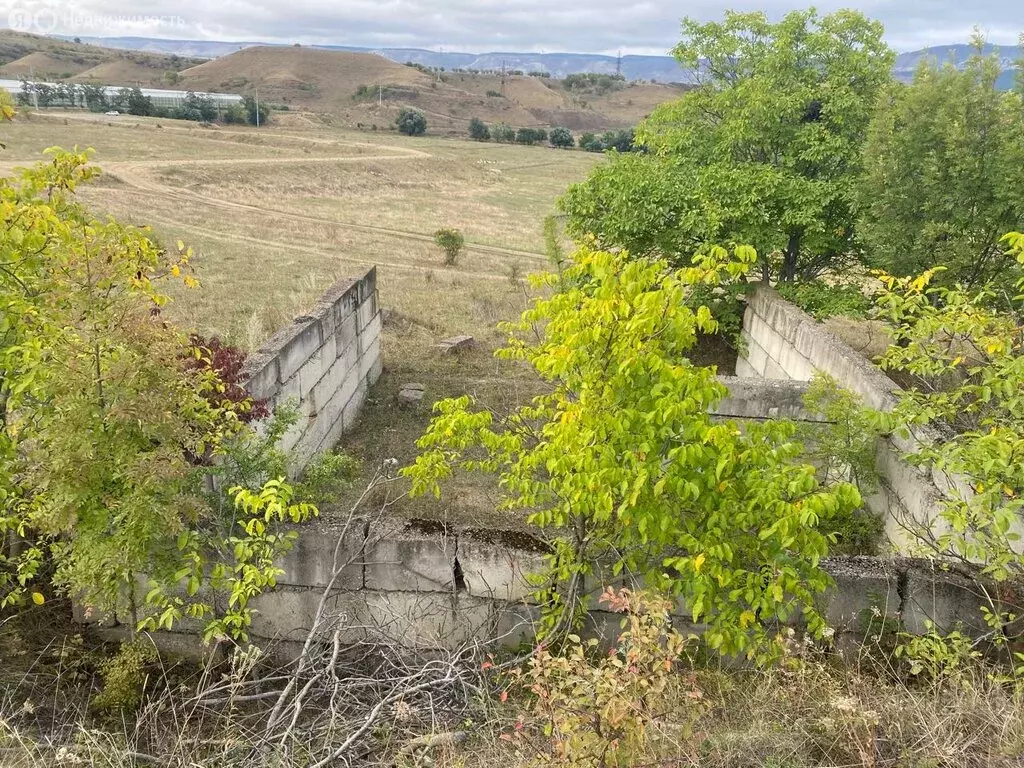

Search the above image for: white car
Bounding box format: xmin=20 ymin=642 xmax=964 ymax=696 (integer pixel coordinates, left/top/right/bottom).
xmin=104 ymin=110 xmax=119 ymax=116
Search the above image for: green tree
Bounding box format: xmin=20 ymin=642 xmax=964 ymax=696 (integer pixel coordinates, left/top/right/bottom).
xmin=468 ymin=117 xmax=490 ymax=141
xmin=0 ymin=150 xmax=317 ymax=639
xmin=242 ymin=94 xmax=269 ymax=126
xmin=405 ymin=246 xmax=860 ymax=659
xmin=433 ymin=228 xmax=465 ymax=266
xmin=873 ymin=234 xmax=1024 ymax=673
xmin=492 ymin=123 xmax=516 ymax=143
xmin=549 ymin=126 xmax=574 ymax=148
xmin=181 ymin=91 xmax=217 ymax=121
xmin=578 ymin=132 xmax=603 ymax=152
xmin=122 ymin=86 xmax=153 ymax=116
xmin=561 ymin=10 xmax=895 ymax=280
xmin=858 ymin=43 xmax=1024 ymax=294
xmin=396 ymin=108 xmax=427 ymax=136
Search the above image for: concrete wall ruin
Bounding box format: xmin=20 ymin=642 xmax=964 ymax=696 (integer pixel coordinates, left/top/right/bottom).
xmin=240 ymin=268 xmax=382 ymax=473
xmin=735 ymin=285 xmax=952 ymax=549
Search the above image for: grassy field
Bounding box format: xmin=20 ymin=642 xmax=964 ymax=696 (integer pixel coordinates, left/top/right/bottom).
xmin=0 ymin=109 xmax=601 ymax=524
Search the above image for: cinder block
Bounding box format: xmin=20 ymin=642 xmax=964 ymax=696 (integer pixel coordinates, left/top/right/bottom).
xmin=278 ymin=519 xmax=365 ymax=590
xmin=763 ymin=356 xmax=790 ymax=381
xmin=277 ymin=320 xmax=324 ymax=382
xmin=311 ymin=345 xmax=358 ymax=417
xmin=902 ymin=564 xmax=990 ymax=636
xmin=458 ymin=531 xmax=549 ymax=602
xmin=364 ymin=520 xmax=456 ymax=592
xmin=359 ymin=335 xmax=381 ymax=380
xmin=744 ymin=334 xmax=769 ymax=376
xmin=335 ymin=312 xmax=358 ymax=353
xmin=342 ymin=379 xmax=369 ymax=430
xmin=820 ymin=557 xmax=901 ymax=631
xmin=249 ymin=588 xmax=367 ymax=645
xmin=241 ymin=352 xmax=280 ymax=401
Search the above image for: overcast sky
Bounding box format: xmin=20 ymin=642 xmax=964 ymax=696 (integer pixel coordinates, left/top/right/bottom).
xmin=7 ymin=0 xmax=1022 ymax=55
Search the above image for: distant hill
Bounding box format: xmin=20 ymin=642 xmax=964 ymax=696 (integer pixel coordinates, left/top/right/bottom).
xmin=0 ymin=31 xmax=687 ymax=133
xmin=63 ymin=35 xmax=1023 ymax=87
xmin=894 ymin=43 xmax=1021 ymax=88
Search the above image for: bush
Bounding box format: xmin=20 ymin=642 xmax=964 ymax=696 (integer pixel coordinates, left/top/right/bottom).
xmin=221 ymin=103 xmax=247 ymax=124
xmin=515 ymin=127 xmax=547 ymax=145
xmin=579 ymin=132 xmax=604 ymax=152
xmin=492 ymin=123 xmax=516 ymax=143
xmin=549 ymin=126 xmax=574 ymax=148
xmin=395 ymin=108 xmax=427 ymax=136
xmin=775 ymin=280 xmax=872 ymax=320
xmin=242 ymin=94 xmax=269 ymax=126
xmin=92 ymin=640 xmax=157 ymax=713
xmin=433 ymin=228 xmax=465 ymax=266
xmin=468 ymin=117 xmax=490 ymax=141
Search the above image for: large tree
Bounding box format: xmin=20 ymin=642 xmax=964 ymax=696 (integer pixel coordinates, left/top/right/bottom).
xmin=857 ymin=44 xmax=1024 ymax=294
xmin=406 ymin=246 xmax=861 ymax=659
xmin=560 ymin=10 xmax=894 ymax=282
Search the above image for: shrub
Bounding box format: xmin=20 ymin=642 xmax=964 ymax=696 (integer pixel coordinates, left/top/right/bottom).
xmin=549 ymin=126 xmax=574 ymax=148
xmin=492 ymin=122 xmax=516 ymax=143
xmin=515 ymin=127 xmax=546 ymax=145
xmin=775 ymin=280 xmax=872 ymax=320
xmin=485 ymin=89 xmax=503 ymax=98
xmin=242 ymin=94 xmax=269 ymax=126
xmin=468 ymin=117 xmax=490 ymax=141
xmin=433 ymin=228 xmax=465 ymax=266
xmin=579 ymin=132 xmax=604 ymax=152
xmin=91 ymin=640 xmax=158 ymax=713
xmin=395 ymin=108 xmax=427 ymax=136
xmin=221 ymin=103 xmax=247 ymax=124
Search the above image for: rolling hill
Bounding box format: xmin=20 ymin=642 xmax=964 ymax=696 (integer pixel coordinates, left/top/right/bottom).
xmin=0 ymin=31 xmax=688 ymax=132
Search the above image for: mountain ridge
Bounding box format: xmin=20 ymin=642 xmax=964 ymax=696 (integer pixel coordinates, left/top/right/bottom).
xmin=58 ymin=36 xmax=1021 ymax=86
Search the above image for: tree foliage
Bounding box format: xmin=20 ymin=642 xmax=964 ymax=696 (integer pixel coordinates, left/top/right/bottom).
xmin=858 ymin=43 xmax=1024 ymax=295
xmin=549 ymin=126 xmax=574 ymax=148
xmin=468 ymin=117 xmax=490 ymax=141
xmin=0 ymin=150 xmax=320 ymax=639
xmin=561 ymin=10 xmax=894 ymax=280
xmin=433 ymin=228 xmax=466 ymax=266
xmin=396 ymin=108 xmax=427 ymax=136
xmin=405 ymin=246 xmax=860 ymax=659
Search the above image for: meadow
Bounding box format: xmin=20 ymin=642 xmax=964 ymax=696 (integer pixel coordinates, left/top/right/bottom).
xmin=0 ymin=109 xmax=601 ymax=524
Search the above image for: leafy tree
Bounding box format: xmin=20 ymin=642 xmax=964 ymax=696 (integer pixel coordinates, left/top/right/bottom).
xmin=222 ymin=103 xmax=248 ymax=124
xmin=396 ymin=108 xmax=427 ymax=136
xmin=549 ymin=126 xmax=574 ymax=148
xmin=515 ymin=127 xmax=547 ymax=145
xmin=163 ymin=70 xmax=181 ymax=86
xmin=873 ymin=234 xmax=1024 ymax=673
xmin=858 ymin=43 xmax=1024 ymax=295
xmin=181 ymin=91 xmax=217 ymax=122
xmin=405 ymin=246 xmax=860 ymax=659
xmin=561 ymin=10 xmax=895 ymax=280
xmin=0 ymin=150 xmax=318 ymax=638
xmin=492 ymin=122 xmax=516 ymax=143
xmin=80 ymin=84 xmax=108 ymax=112
xmin=242 ymin=94 xmax=269 ymax=126
xmin=578 ymin=132 xmax=603 ymax=152
xmin=468 ymin=117 xmax=490 ymax=141
xmin=122 ymin=86 xmax=153 ymax=116
xmin=433 ymin=228 xmax=466 ymax=266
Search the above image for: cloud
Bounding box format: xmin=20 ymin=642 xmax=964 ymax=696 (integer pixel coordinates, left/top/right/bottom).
xmin=7 ymin=0 xmax=1021 ymax=54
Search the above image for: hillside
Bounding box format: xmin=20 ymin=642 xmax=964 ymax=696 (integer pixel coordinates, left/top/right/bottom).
xmin=176 ymin=45 xmax=685 ymax=131
xmin=0 ymin=31 xmax=685 ymax=131
xmin=0 ymin=29 xmax=202 ymax=86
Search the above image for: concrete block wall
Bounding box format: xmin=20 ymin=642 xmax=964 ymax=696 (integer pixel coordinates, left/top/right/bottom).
xmin=239 ymin=268 xmax=382 ymax=473
xmin=735 ymin=285 xmax=953 ymax=550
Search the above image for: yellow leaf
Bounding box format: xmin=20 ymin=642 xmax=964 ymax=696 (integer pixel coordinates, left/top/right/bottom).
xmin=31 ymin=592 xmax=45 ymax=605
xmin=171 ymin=265 xmax=181 ymax=277
xmin=693 ymin=553 xmax=706 ymax=572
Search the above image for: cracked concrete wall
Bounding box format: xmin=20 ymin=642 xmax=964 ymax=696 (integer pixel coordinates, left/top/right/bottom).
xmin=239 ymin=268 xmax=382 ymax=475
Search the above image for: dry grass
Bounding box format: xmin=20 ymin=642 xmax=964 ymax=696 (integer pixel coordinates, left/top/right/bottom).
xmin=0 ymin=108 xmax=589 ymax=525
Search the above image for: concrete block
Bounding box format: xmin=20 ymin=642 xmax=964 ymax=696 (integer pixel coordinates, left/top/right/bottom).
xmin=902 ymin=564 xmax=990 ymax=636
xmin=278 ymin=519 xmax=365 ymax=590
xmin=359 ymin=314 xmax=382 ymax=356
xmin=241 ymin=352 xmax=280 ymax=402
xmin=368 ymin=355 xmax=383 ymax=387
xmin=819 ymin=557 xmax=901 ymax=632
xmin=357 ymin=296 xmax=377 ymax=332
xmin=311 ymin=278 xmax=359 ymax=337
xmin=249 ymin=588 xmax=367 ymax=645
xmin=734 ymin=356 xmax=758 ymax=379
xmin=277 ymin=319 xmax=324 ymax=383
xmin=335 ymin=312 xmax=358 ymax=354
xmin=342 ymin=379 xmax=369 ymax=430
xmin=763 ymin=356 xmax=790 ymax=381
xmin=359 ymin=335 xmax=382 ymax=380
xmin=713 ymin=376 xmax=813 ymax=421
xmin=458 ymin=530 xmax=549 ymax=602
xmin=364 ymin=520 xmax=457 ymax=592
xmin=311 ymin=344 xmax=358 ymax=417
xmin=744 ymin=334 xmax=769 ymax=377
xmin=491 ymin=602 xmax=541 ymax=647
xmin=360 ymin=591 xmax=495 ymax=649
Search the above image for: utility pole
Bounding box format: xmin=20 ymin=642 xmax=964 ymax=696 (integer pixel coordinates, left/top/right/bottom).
xmin=255 ymin=86 xmax=260 ymax=127
xmin=30 ymin=65 xmax=38 ymax=111
xmin=616 ymin=50 xmax=622 ymax=76
xmin=378 ymin=83 xmax=382 ymax=107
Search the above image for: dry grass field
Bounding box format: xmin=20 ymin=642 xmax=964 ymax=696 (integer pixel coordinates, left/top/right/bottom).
xmin=0 ymin=109 xmax=602 ymax=524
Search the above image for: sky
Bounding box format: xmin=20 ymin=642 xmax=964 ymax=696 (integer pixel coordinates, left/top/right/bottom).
xmin=4 ymin=0 xmax=1021 ymax=55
